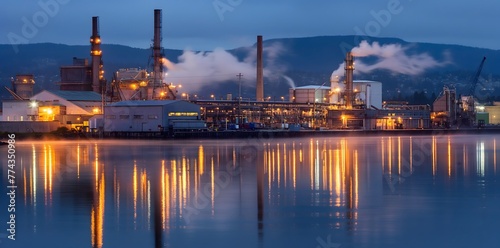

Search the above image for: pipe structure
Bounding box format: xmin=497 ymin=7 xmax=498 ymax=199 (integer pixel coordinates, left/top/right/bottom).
xmin=256 ymin=35 xmax=264 ymax=101
xmin=344 ymin=52 xmax=354 ymax=109
xmin=90 ymin=16 xmax=103 ymax=93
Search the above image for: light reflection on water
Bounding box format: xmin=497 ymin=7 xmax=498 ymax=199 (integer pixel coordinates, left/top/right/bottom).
xmin=1 ymin=135 xmax=499 ymax=248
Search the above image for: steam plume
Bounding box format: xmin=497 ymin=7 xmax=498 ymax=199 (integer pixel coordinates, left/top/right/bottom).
xmin=163 ymin=43 xmax=285 ymax=93
xmin=282 ymin=75 xmax=296 ymax=89
xmin=330 ymin=41 xmax=451 ymax=81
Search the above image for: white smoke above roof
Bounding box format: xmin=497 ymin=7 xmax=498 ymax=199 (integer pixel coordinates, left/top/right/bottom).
xmin=163 ymin=42 xmax=288 ymax=93
xmin=330 ymin=41 xmax=451 ymax=81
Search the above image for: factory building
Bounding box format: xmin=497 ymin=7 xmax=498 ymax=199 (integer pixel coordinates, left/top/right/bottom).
xmin=327 ymin=107 xmax=430 ymax=130
xmin=103 ymin=100 xmax=205 ymax=132
xmin=58 ymin=16 xmax=104 ymax=93
xmin=112 ymin=68 xmax=179 ymax=101
xmin=109 ymin=10 xmax=177 ymax=101
xmin=59 ymin=57 xmax=93 ymax=91
xmin=5 ymin=74 xmax=36 ymax=99
xmin=289 ymin=80 xmax=382 ymax=109
xmin=0 ymin=90 xmax=103 ymax=132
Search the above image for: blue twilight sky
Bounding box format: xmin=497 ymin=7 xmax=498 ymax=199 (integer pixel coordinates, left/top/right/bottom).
xmin=1 ymin=0 xmax=499 ymax=51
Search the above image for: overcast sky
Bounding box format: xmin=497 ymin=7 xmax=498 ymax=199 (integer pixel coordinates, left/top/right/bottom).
xmin=2 ymin=0 xmax=499 ymax=51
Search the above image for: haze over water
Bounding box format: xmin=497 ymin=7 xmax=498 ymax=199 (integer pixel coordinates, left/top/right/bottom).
xmin=1 ymin=135 xmax=499 ymax=248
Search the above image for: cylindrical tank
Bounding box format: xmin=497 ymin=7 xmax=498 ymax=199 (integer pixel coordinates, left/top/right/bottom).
xmin=353 ymin=80 xmax=382 ymax=109
xmin=330 ymin=77 xmax=344 ymax=104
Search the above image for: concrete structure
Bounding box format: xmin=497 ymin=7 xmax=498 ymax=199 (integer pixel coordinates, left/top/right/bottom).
xmin=432 ymin=86 xmax=456 ymax=127
xmin=256 ymin=35 xmax=264 ymax=101
xmin=151 ymin=9 xmax=167 ymax=100
xmin=58 ymin=57 xmax=93 ymax=91
xmin=344 ymin=52 xmax=354 ymax=109
xmin=58 ymin=16 xmax=104 ymax=92
xmin=111 ymin=10 xmax=178 ymax=101
xmin=90 ymin=16 xmax=105 ymax=93
xmin=10 ymin=74 xmax=35 ymax=99
xmin=0 ymin=121 xmax=62 ymax=133
xmin=103 ymin=100 xmax=205 ymax=132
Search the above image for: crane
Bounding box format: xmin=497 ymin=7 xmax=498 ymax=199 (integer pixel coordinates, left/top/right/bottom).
xmin=458 ymin=56 xmax=486 ymax=127
xmin=467 ymin=56 xmax=486 ymax=96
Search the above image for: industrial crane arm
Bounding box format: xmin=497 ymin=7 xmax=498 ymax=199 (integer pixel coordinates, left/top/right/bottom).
xmin=468 ymin=56 xmax=486 ymax=96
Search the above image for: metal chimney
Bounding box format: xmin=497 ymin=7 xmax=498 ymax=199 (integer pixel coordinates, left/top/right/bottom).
xmin=90 ymin=16 xmax=102 ymax=93
xmin=344 ymin=52 xmax=354 ymax=109
xmin=256 ymin=35 xmax=264 ymax=101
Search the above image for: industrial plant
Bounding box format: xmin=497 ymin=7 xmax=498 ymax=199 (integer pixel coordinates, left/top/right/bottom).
xmin=0 ymin=9 xmax=496 ymax=135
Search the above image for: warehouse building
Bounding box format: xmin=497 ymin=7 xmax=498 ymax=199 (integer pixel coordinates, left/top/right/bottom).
xmin=0 ymin=90 xmax=103 ymax=132
xmin=103 ymin=100 xmax=206 ymax=132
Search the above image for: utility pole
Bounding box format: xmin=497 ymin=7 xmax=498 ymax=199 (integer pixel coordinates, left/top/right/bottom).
xmin=237 ymin=73 xmax=243 ymax=124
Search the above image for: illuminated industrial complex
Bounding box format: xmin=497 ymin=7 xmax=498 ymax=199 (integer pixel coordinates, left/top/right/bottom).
xmin=0 ymin=9 xmax=495 ymax=134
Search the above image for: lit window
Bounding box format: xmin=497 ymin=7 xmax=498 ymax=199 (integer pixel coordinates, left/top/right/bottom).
xmin=168 ymin=112 xmax=198 ymax=117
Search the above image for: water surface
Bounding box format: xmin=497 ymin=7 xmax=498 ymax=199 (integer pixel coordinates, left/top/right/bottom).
xmin=1 ymin=134 xmax=499 ymax=247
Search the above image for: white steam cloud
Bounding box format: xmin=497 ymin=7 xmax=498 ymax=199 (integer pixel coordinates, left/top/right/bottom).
xmin=163 ymin=43 xmax=286 ymax=93
xmin=330 ymin=41 xmax=451 ymax=81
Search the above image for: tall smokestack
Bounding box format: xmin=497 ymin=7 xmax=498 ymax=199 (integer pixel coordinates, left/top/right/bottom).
xmin=344 ymin=52 xmax=354 ymax=109
xmin=256 ymin=35 xmax=264 ymax=101
xmin=90 ymin=16 xmax=103 ymax=93
xmin=152 ymin=9 xmax=163 ymax=100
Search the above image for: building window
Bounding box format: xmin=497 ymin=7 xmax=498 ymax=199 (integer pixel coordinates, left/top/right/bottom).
xmin=133 ymin=115 xmax=144 ymax=119
xmin=168 ymin=112 xmax=198 ymax=117
xmin=119 ymin=115 xmax=129 ymax=119
xmin=106 ymin=115 xmax=116 ymax=119
xmin=148 ymin=115 xmax=158 ymax=119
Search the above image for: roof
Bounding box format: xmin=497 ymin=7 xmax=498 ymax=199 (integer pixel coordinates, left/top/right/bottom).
xmin=293 ymin=80 xmax=382 ymax=90
xmin=106 ymin=100 xmax=188 ymax=107
xmin=353 ymin=80 xmax=382 ymax=84
xmin=293 ymin=85 xmax=330 ymax=90
xmin=47 ymin=90 xmax=102 ymax=101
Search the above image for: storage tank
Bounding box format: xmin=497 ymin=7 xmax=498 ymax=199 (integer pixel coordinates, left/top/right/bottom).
xmin=353 ymin=80 xmax=382 ymax=109
xmin=289 ymin=85 xmax=330 ymax=103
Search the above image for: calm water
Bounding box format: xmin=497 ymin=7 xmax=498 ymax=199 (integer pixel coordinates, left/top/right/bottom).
xmin=1 ymin=135 xmax=499 ymax=248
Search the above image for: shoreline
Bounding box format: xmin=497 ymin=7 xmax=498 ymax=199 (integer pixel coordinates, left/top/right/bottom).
xmin=4 ymin=127 xmax=500 ymax=141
